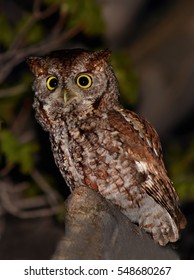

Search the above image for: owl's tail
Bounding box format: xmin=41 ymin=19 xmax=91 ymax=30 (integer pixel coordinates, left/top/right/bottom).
xmin=139 ymin=196 xmax=181 ymax=246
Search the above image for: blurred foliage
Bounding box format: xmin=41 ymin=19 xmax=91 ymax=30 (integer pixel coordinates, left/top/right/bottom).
xmin=167 ymin=139 xmax=194 ymax=200
xmin=17 ymin=15 xmax=44 ymax=45
xmin=0 ymin=129 xmax=38 ymax=174
xmin=52 ymin=0 xmax=104 ymax=35
xmin=111 ymin=52 xmax=138 ymax=106
xmin=0 ymin=15 xmax=14 ymax=47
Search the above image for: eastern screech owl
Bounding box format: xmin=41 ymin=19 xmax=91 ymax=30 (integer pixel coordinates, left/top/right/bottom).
xmin=27 ymin=49 xmax=186 ymax=246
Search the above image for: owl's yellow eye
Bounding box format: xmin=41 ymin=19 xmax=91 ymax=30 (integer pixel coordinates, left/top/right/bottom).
xmin=46 ymin=76 xmax=58 ymax=91
xmin=76 ymin=74 xmax=92 ymax=89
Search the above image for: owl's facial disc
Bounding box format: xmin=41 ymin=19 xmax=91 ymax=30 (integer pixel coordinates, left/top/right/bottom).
xmin=62 ymin=73 xmax=93 ymax=104
xmin=46 ymin=72 xmax=94 ymax=105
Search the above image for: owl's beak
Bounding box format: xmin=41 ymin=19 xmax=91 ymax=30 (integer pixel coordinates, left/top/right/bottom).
xmin=62 ymin=87 xmax=70 ymax=104
xmin=63 ymin=90 xmax=67 ymax=103
xmin=62 ymin=88 xmax=78 ymax=104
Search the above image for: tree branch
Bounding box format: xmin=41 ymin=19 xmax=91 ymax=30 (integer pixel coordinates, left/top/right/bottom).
xmin=53 ymin=187 xmax=179 ymax=260
xmin=0 ymin=24 xmax=82 ymax=83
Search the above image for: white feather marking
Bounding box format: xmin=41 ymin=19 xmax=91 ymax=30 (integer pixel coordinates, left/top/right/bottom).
xmin=135 ymin=160 xmax=148 ymax=174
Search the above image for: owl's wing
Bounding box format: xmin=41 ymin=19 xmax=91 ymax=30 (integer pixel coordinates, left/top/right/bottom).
xmin=141 ymin=172 xmax=186 ymax=229
xmin=108 ymin=108 xmax=186 ymax=229
xmin=114 ymin=108 xmax=164 ymax=160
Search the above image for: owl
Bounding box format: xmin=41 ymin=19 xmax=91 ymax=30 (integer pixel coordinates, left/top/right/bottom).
xmin=27 ymin=49 xmax=186 ymax=246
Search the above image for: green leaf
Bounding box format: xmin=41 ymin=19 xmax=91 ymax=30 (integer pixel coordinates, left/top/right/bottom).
xmin=166 ymin=137 xmax=194 ymax=200
xmin=66 ymin=0 xmax=104 ymax=35
xmin=0 ymin=15 xmax=14 ymax=47
xmin=16 ymin=14 xmax=44 ymax=45
xmin=111 ymin=52 xmax=139 ymax=106
xmin=0 ymin=129 xmax=39 ymax=174
xmin=174 ymin=180 xmax=194 ymax=200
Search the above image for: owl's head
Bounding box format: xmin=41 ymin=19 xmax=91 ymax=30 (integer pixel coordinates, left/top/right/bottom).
xmin=27 ymin=49 xmax=119 ymax=115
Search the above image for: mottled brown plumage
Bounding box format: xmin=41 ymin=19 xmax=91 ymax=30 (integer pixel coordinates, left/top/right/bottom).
xmin=27 ymin=49 xmax=186 ymax=246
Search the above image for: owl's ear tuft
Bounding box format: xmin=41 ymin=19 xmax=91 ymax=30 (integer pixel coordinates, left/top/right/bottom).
xmin=91 ymin=49 xmax=111 ymax=71
xmin=26 ymin=56 xmax=46 ymax=77
xmin=96 ymin=49 xmax=111 ymax=62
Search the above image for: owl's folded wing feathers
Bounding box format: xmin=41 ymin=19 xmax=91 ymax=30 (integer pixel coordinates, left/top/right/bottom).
xmin=108 ymin=108 xmax=186 ymax=230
